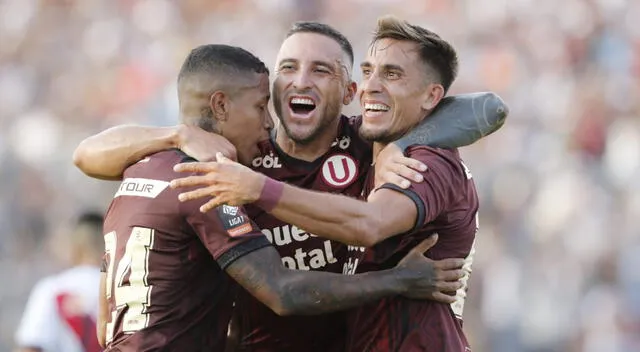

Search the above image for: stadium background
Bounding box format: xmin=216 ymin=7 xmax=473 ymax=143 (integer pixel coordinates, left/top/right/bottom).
xmin=0 ymin=0 xmax=639 ymax=351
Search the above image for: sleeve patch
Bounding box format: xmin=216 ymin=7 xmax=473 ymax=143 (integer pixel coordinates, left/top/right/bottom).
xmin=228 ymin=223 xmax=253 ymax=237
xmin=216 ymin=205 xmax=253 ymax=237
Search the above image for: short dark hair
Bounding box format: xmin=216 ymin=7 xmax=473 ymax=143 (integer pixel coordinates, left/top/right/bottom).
xmin=74 ymin=210 xmax=104 ymax=253
xmin=372 ymin=15 xmax=458 ymax=93
xmin=286 ymin=21 xmax=354 ymax=67
xmin=178 ymin=44 xmax=269 ymax=83
xmin=76 ymin=211 xmax=103 ymax=229
xmin=177 ymin=44 xmax=269 ymax=131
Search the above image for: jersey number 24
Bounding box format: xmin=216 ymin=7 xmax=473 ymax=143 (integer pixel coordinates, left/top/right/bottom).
xmin=104 ymin=227 xmax=155 ymax=343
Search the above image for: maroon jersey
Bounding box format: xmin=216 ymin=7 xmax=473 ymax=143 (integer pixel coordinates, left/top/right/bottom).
xmin=102 ymin=150 xmax=270 ymax=352
xmin=236 ymin=115 xmax=371 ymax=351
xmin=346 ymin=146 xmax=479 ymax=352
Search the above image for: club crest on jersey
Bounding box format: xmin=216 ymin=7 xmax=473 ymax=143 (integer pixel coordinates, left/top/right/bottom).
xmin=321 ymin=154 xmax=358 ymax=188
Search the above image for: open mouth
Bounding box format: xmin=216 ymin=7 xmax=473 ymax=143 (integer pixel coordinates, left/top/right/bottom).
xmin=364 ymin=102 xmax=390 ymax=114
xmin=289 ymin=96 xmax=317 ymax=116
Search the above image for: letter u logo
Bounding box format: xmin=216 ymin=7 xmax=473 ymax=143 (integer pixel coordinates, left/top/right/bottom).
xmin=321 ymin=154 xmax=358 ymax=187
xmin=328 ymin=158 xmax=350 ymax=183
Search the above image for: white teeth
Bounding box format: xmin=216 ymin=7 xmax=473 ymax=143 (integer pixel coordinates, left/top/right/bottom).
xmin=364 ymin=103 xmax=389 ymax=111
xmin=291 ymin=97 xmax=315 ymax=106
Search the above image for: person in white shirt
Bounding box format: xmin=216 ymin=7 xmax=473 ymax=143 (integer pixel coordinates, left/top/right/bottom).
xmin=15 ymin=212 xmax=104 ymax=352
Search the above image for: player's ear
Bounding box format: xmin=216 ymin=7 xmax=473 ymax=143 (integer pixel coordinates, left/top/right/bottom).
xmin=343 ymin=80 xmax=357 ymax=105
xmin=421 ymin=83 xmax=445 ymax=111
xmin=210 ymin=91 xmax=229 ymax=122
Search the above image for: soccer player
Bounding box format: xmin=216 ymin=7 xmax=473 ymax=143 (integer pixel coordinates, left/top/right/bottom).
xmin=95 ymin=43 xmax=465 ymax=352
xmin=171 ymin=16 xmax=484 ymax=351
xmin=73 ymin=23 xmax=505 ymax=351
xmin=15 ymin=212 xmax=104 ymax=352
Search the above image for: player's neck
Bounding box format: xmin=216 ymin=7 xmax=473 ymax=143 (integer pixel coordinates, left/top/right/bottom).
xmin=275 ymin=121 xmax=340 ymax=162
xmin=372 ymin=142 xmax=388 ymax=163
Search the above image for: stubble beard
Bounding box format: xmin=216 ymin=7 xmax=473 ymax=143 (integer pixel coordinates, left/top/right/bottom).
xmin=274 ymin=93 xmax=343 ymax=145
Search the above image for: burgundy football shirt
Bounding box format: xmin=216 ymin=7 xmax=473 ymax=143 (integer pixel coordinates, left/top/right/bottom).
xmin=236 ymin=115 xmax=372 ymax=352
xmin=346 ymin=146 xmax=479 ymax=352
xmin=102 ymin=150 xmax=270 ymax=352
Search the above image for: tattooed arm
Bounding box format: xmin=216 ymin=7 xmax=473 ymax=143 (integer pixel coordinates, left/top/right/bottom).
xmin=225 ymin=236 xmax=463 ymax=315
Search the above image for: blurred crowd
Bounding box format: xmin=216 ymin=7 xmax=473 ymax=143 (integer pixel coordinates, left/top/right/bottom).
xmin=0 ymin=0 xmax=639 ymax=351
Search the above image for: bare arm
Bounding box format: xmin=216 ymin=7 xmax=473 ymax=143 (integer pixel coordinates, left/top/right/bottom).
xmin=265 ymin=184 xmax=413 ymax=247
xmin=73 ymin=125 xmax=236 ymax=180
xmin=73 ymin=125 xmax=181 ymax=180
xmin=253 ymin=149 xmax=456 ymax=247
xmin=225 ymin=236 xmax=462 ymax=316
xmin=173 ymin=159 xmax=420 ymax=247
xmin=97 ymin=272 xmax=108 ymax=348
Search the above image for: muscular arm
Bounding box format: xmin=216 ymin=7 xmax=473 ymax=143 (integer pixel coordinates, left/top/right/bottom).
xmin=174 ymin=161 xmax=416 ymax=247
xmin=267 ymin=182 xmax=415 ymax=247
xmin=226 ymin=245 xmax=415 ymax=316
xmin=253 ymin=149 xmax=457 ymax=247
xmin=174 ymin=155 xmax=448 ymax=247
xmin=73 ymin=125 xmax=182 ymax=180
xmin=395 ymin=92 xmax=508 ymax=151
xmin=73 ymin=124 xmax=236 ymax=180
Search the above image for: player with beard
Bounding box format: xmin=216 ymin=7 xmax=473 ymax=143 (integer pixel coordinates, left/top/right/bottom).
xmin=95 ymin=43 xmax=472 ymax=352
xmin=73 ymin=23 xmax=505 ymax=352
xmin=170 ymin=16 xmax=491 ymax=352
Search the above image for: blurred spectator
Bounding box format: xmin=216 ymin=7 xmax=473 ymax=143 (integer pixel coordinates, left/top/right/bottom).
xmin=14 ymin=212 xmax=103 ymax=352
xmin=0 ymin=0 xmax=638 ymax=351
